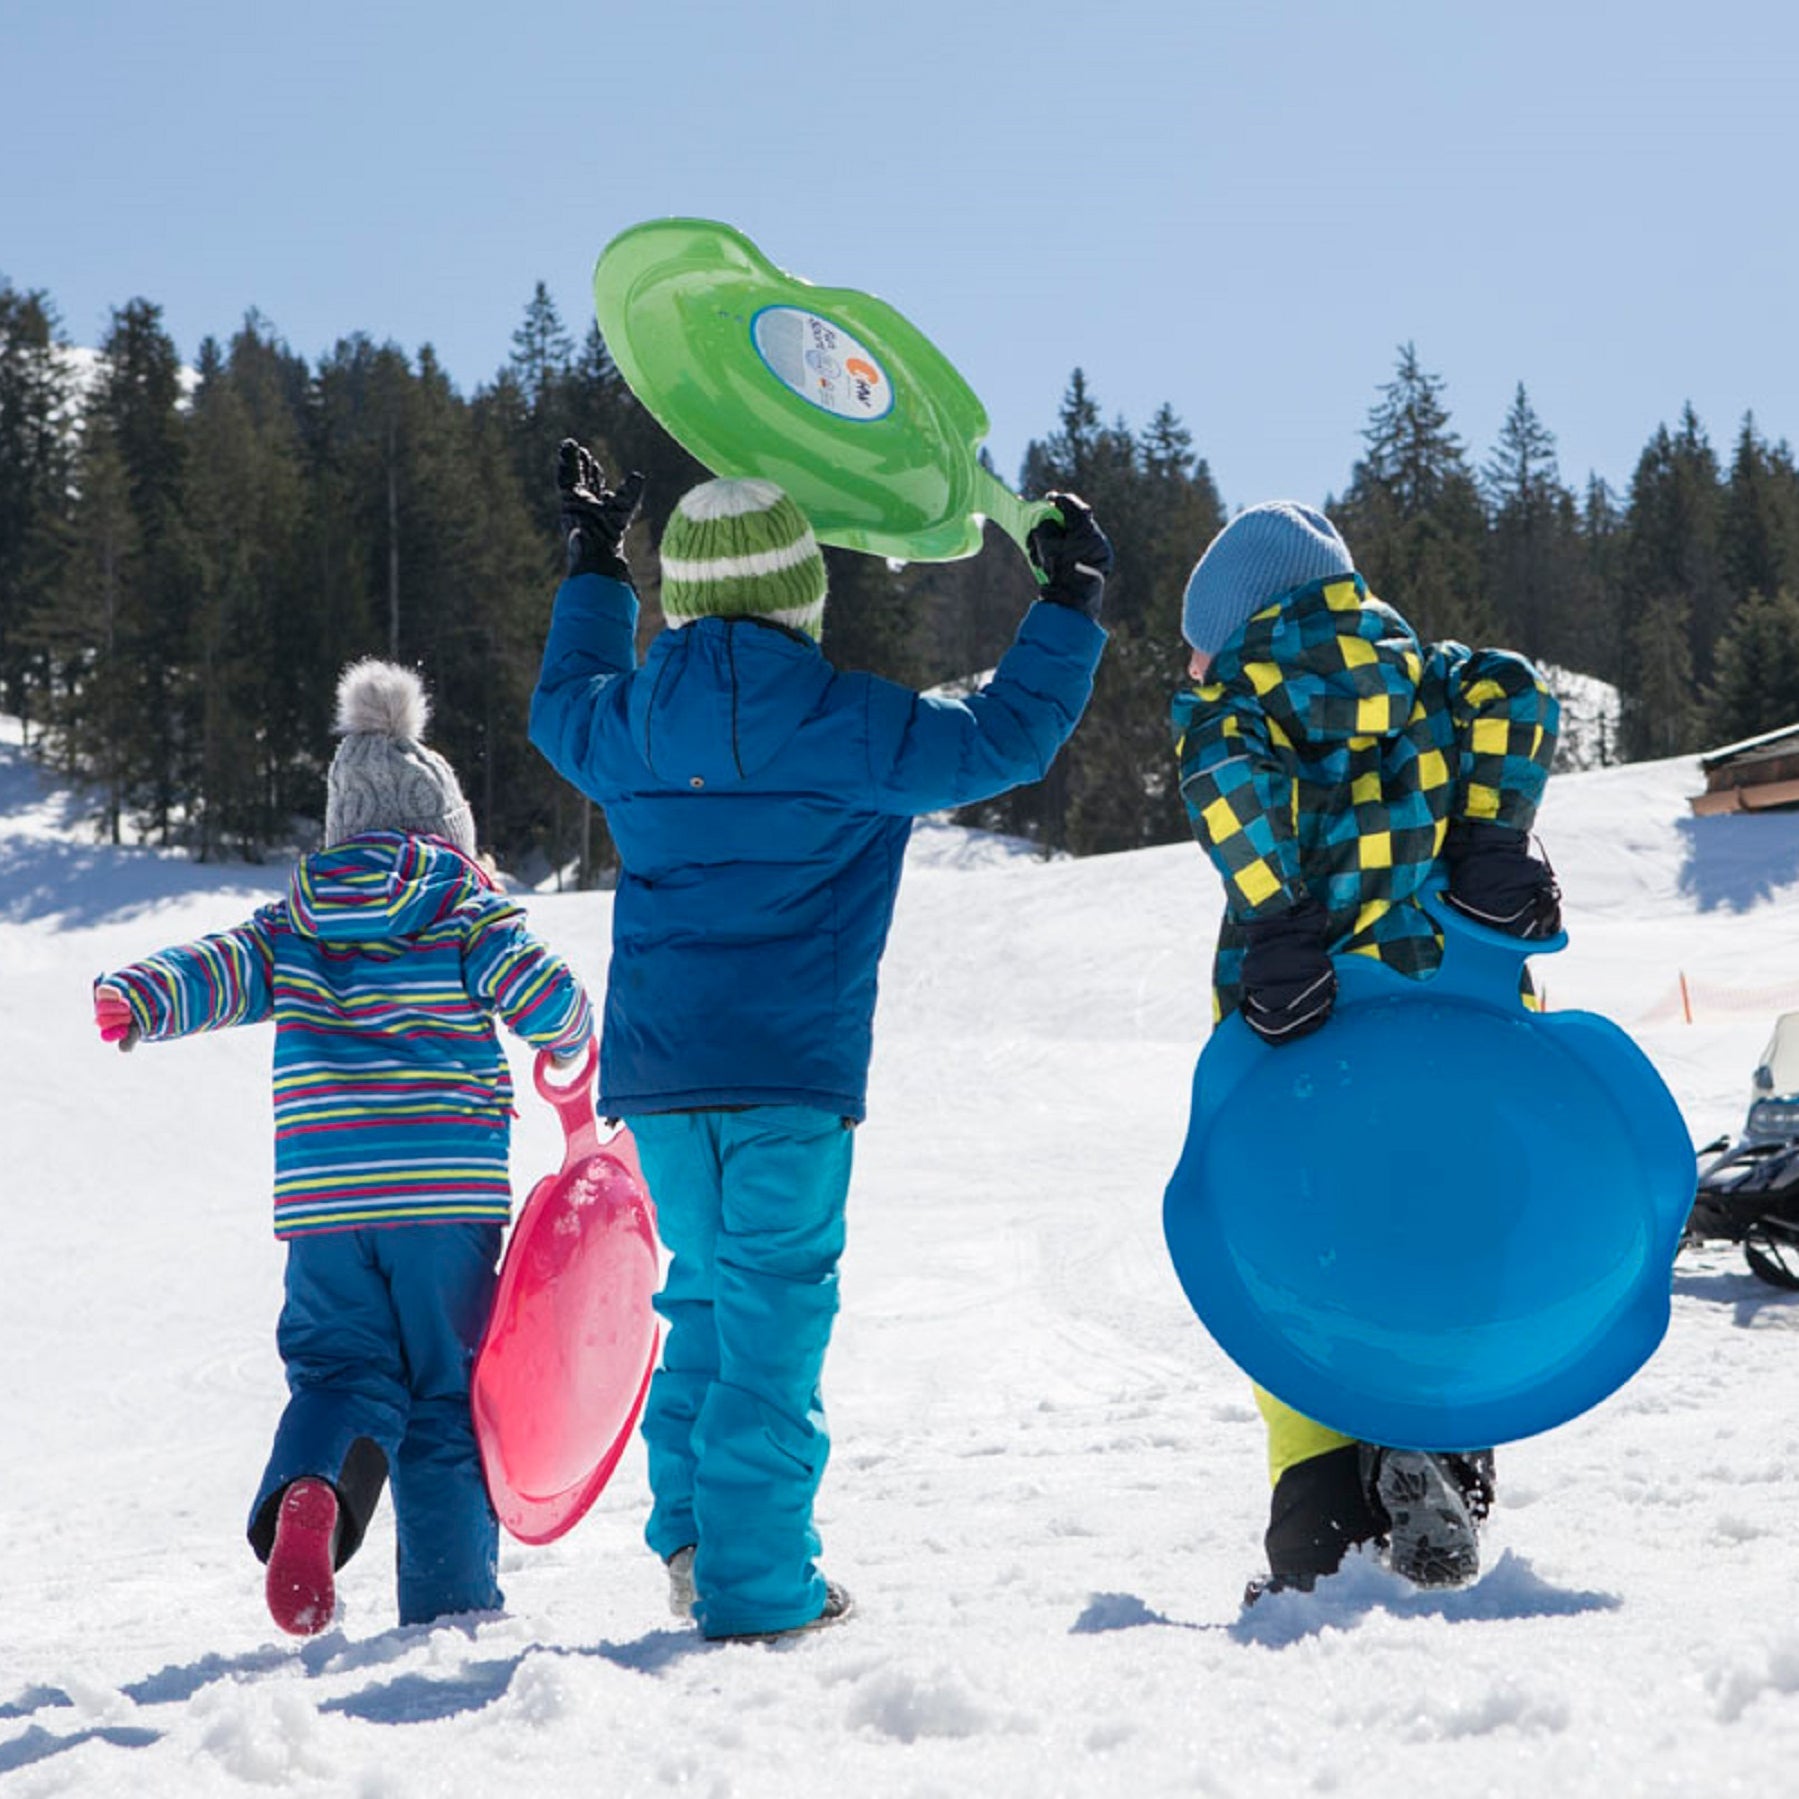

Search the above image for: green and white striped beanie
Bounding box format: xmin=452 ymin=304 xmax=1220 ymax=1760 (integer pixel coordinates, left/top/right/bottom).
xmin=659 ymin=478 xmax=828 ymax=641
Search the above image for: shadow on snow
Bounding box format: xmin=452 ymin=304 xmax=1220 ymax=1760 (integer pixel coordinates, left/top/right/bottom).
xmin=1675 ymin=812 xmax=1799 ymax=914
xmin=1072 ymin=1549 xmax=1621 ymax=1648
xmin=0 ymin=1618 xmax=741 ymax=1771
xmin=0 ymin=1724 xmax=162 ymax=1776
xmin=1672 ymin=1261 xmax=1799 ymax=1328
xmin=1228 ymin=1550 xmax=1620 ymax=1647
xmin=0 ymin=731 xmax=282 ymax=928
xmin=0 ymin=834 xmax=281 ymax=928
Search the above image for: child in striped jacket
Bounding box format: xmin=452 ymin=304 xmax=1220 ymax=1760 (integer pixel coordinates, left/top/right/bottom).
xmin=93 ymin=661 xmax=593 ymax=1636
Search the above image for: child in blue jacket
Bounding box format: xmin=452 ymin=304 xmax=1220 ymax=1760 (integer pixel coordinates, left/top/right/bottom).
xmin=94 ymin=662 xmax=592 ymax=1635
xmin=530 ymin=443 xmax=1109 ymax=1639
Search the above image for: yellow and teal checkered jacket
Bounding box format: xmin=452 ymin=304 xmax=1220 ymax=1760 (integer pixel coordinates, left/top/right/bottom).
xmin=1171 ymin=574 xmax=1559 ymax=1017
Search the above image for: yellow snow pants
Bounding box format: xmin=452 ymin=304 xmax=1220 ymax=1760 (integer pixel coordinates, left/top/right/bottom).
xmin=1255 ymin=1385 xmax=1354 ymax=1484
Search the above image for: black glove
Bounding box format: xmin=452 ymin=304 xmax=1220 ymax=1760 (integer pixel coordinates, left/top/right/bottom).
xmin=1238 ymin=897 xmax=1338 ymax=1046
xmin=557 ymin=439 xmax=645 ymax=580
xmin=1026 ymin=491 xmax=1114 ymax=621
xmin=1442 ymin=821 xmax=1562 ymax=938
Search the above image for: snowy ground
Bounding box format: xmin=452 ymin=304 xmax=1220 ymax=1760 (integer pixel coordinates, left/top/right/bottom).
xmin=5 ymin=715 xmax=1799 ymax=1797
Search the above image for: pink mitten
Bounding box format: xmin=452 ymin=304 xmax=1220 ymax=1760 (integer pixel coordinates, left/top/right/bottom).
xmin=94 ymin=984 xmax=139 ymax=1051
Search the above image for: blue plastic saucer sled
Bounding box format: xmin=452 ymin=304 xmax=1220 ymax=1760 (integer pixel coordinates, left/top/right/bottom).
xmin=1162 ymin=889 xmax=1694 ymax=1450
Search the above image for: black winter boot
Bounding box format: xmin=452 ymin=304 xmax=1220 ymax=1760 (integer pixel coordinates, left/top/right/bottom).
xmin=1246 ymin=1444 xmax=1385 ymax=1603
xmin=1361 ymin=1446 xmax=1495 ymax=1588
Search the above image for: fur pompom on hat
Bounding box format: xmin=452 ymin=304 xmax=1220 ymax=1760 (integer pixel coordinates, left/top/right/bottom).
xmin=1182 ymin=501 xmax=1357 ymax=655
xmin=324 ymin=659 xmax=476 ymax=856
xmin=659 ymin=478 xmax=828 ymax=641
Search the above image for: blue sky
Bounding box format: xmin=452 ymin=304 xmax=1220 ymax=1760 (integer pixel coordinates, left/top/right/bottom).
xmin=4 ymin=0 xmax=1795 ymax=514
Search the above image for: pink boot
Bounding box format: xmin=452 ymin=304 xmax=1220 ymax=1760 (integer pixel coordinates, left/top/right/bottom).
xmin=265 ymin=1478 xmax=340 ymax=1637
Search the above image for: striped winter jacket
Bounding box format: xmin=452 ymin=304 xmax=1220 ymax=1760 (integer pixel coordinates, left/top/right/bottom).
xmin=101 ymin=833 xmax=593 ymax=1238
xmin=1170 ymin=574 xmax=1559 ymax=1018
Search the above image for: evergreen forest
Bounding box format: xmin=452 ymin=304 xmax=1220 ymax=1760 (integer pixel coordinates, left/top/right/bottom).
xmin=4 ymin=279 xmax=1799 ymax=876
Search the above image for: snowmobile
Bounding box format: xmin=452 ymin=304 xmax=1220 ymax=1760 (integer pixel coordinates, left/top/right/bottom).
xmin=1685 ymin=1013 xmax=1799 ymax=1290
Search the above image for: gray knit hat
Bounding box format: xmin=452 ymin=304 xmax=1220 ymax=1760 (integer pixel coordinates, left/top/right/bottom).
xmin=324 ymin=659 xmax=477 ymax=856
xmin=659 ymin=478 xmax=827 ymax=641
xmin=1182 ymin=501 xmax=1356 ymax=654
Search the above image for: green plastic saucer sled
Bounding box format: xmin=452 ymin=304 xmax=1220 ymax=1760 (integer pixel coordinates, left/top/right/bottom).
xmin=1162 ymin=888 xmax=1695 ymax=1451
xmin=592 ymin=217 xmax=1055 ymax=563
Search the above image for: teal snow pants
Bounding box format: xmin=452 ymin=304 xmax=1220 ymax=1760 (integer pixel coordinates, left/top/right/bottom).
xmin=627 ymin=1107 xmax=854 ymax=1639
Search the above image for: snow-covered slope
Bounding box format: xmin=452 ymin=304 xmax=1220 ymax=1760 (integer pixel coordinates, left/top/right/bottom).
xmin=5 ymin=716 xmax=1799 ymax=1797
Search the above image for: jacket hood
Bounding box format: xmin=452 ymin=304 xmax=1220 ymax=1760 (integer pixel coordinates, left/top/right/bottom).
xmin=628 ymin=616 xmax=835 ymax=789
xmin=1211 ymin=574 xmax=1426 ymax=747
xmin=289 ymin=832 xmax=492 ymax=943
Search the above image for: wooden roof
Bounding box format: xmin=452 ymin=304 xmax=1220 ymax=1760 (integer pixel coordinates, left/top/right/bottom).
xmin=1693 ymin=721 xmax=1799 ymax=814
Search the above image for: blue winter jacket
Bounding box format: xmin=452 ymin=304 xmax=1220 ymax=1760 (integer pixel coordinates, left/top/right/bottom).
xmin=529 ymin=574 xmax=1105 ymax=1119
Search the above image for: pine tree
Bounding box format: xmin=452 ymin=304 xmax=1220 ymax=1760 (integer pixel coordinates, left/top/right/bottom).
xmin=1620 ymin=593 xmax=1700 ymax=760
xmin=488 ymin=316 xmax=700 ymax=880
xmin=1019 ymin=369 xmax=1106 ymax=501
xmin=1572 ymin=474 xmax=1626 ymax=685
xmin=89 ymin=299 xmax=193 ymax=841
xmin=565 ymin=319 xmax=708 ymax=597
xmin=465 ymin=393 xmax=592 ymax=877
xmin=1002 ymin=377 xmax=1224 ymax=854
xmin=1058 ymin=404 xmax=1225 ymax=854
xmin=1618 ymin=407 xmax=1726 ymax=755
xmin=1356 ymin=343 xmax=1469 ymax=513
xmin=1336 ymin=344 xmax=1490 ymax=643
xmin=1705 ymin=589 xmax=1799 ymax=745
xmin=1720 ymin=414 xmax=1799 ymax=609
xmin=308 ymin=334 xmax=415 ymax=670
xmin=1483 ymin=383 xmax=1560 ymax=512
xmin=1626 ymin=407 xmax=1727 ymax=671
xmin=183 ymin=318 xmax=310 ymax=857
xmin=228 ymin=316 xmax=336 ymax=836
xmin=499 ymin=283 xmax=583 ymax=542
xmin=34 ymin=416 xmax=139 ymax=840
xmin=510 ymin=281 xmax=574 ymax=415
xmin=1481 ymin=383 xmax=1582 ymax=664
xmin=401 ymin=346 xmax=554 ymax=864
xmin=815 ymin=549 xmax=927 ymax=687
xmin=1134 ymin=404 xmax=1225 ymax=647
xmin=1001 ymin=372 xmax=1129 ymax=849
xmin=917 ymin=453 xmax=1039 ymax=686
xmin=0 ymin=285 xmax=76 ymax=731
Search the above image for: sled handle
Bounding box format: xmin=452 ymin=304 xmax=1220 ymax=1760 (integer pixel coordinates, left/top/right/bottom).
xmin=533 ymin=1041 xmax=603 ymax=1163
xmin=972 ymin=465 xmax=1060 ymax=574
xmin=1305 ymin=876 xmax=1567 ymax=1015
xmin=1418 ymin=877 xmax=1567 ymax=1007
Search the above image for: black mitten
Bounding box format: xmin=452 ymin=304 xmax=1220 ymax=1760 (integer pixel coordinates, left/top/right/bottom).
xmin=1442 ymin=821 xmax=1562 ymax=938
xmin=557 ymin=439 xmax=645 ymax=580
xmin=1239 ymin=897 xmax=1337 ymax=1045
xmin=1026 ymin=490 xmax=1114 ymax=621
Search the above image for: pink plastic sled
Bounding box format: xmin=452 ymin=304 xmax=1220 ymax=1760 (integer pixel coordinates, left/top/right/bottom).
xmin=472 ymin=1042 xmax=661 ymax=1543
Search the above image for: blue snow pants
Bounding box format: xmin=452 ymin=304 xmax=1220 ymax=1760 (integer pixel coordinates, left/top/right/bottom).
xmin=627 ymin=1107 xmax=854 ymax=1639
xmin=247 ymin=1222 xmax=504 ymax=1627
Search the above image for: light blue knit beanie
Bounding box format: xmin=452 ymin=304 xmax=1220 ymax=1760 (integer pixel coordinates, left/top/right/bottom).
xmin=1181 ymin=501 xmax=1356 ymax=654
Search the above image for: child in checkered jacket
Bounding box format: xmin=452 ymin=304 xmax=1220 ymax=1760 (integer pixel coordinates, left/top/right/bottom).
xmin=1170 ymin=500 xmax=1560 ymax=1602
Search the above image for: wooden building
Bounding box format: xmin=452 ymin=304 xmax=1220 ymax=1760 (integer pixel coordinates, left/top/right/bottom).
xmin=1691 ymin=723 xmax=1799 ymax=815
